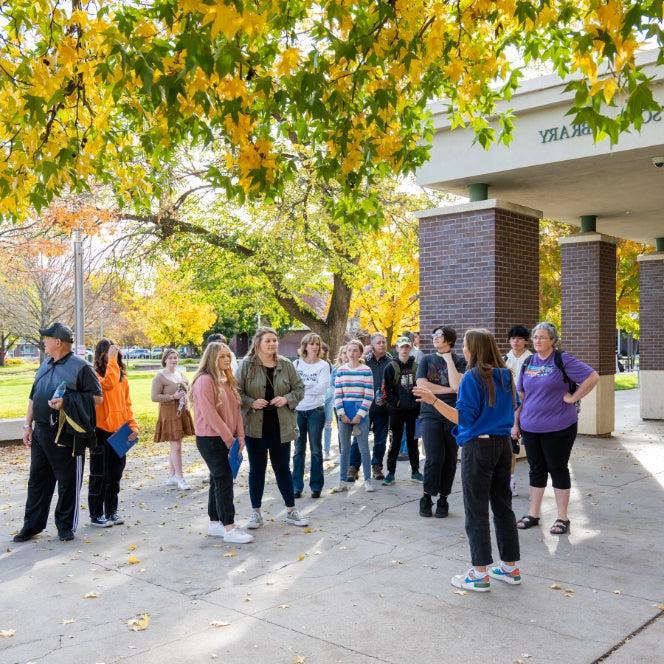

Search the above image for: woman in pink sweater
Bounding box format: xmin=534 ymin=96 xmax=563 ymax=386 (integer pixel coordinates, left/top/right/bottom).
xmin=191 ymin=342 xmax=253 ymax=545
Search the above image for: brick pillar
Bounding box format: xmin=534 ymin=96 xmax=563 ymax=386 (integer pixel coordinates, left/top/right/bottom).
xmin=417 ymin=200 xmax=540 ymax=353
xmin=560 ymin=233 xmax=616 ymax=435
xmin=637 ymin=252 xmax=664 ymax=420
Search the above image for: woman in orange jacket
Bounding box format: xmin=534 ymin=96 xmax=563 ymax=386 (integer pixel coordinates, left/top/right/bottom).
xmin=88 ymin=340 xmax=138 ymax=528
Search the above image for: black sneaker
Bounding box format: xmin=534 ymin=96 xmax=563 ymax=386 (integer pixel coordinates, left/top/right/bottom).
xmin=419 ymin=494 xmax=433 ymax=518
xmin=90 ymin=516 xmax=112 ymax=528
xmin=435 ymin=496 xmax=449 ymax=518
xmin=311 ymin=491 xmax=321 ymax=499
xmin=106 ymin=513 xmax=124 ymax=525
xmin=59 ymin=530 xmax=75 ymax=541
xmin=13 ymin=528 xmax=38 ymax=543
xmin=293 ymin=491 xmax=302 ymax=499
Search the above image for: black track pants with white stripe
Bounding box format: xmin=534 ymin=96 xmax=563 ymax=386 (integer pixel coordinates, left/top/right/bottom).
xmin=21 ymin=425 xmax=85 ymax=536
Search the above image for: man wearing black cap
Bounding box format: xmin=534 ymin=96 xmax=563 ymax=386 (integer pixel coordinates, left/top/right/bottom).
xmin=13 ymin=322 xmax=102 ymax=543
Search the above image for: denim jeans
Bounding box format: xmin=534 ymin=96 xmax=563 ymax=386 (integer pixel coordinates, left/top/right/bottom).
xmin=323 ymin=387 xmax=335 ymax=454
xmin=461 ymin=436 xmax=520 ymax=567
xmin=350 ymin=407 xmax=389 ymax=468
xmin=293 ymin=407 xmax=325 ymax=493
xmin=196 ymin=435 xmax=235 ymax=526
xmin=339 ymin=416 xmax=371 ymax=481
xmin=245 ymin=429 xmax=294 ymax=509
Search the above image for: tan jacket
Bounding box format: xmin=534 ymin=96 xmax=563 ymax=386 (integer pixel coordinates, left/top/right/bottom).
xmin=236 ymin=355 xmax=304 ymax=442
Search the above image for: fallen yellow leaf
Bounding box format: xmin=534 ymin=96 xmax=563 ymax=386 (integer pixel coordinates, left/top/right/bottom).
xmin=297 ymin=554 xmax=305 ymax=561
xmin=550 ymin=583 xmax=561 ymax=590
xmin=62 ymin=618 xmax=76 ymax=625
xmin=292 ymin=656 xmax=306 ymax=664
xmin=453 ymin=590 xmax=468 ymax=596
xmin=303 ymin=527 xmax=312 ymax=534
xmin=128 ymin=543 xmax=137 ymax=552
xmin=279 ymin=604 xmax=290 ymax=609
xmin=82 ymin=592 xmax=98 ymax=599
xmin=658 ymin=604 xmax=664 ymax=611
xmin=209 ymin=620 xmax=230 ymax=627
xmin=224 ymin=548 xmax=238 ymax=558
xmin=83 ymin=538 xmax=92 ymax=544
xmin=0 ymin=629 xmax=16 ymax=638
xmin=127 ymin=614 xmax=150 ymax=631
xmin=127 ymin=555 xmax=140 ymax=565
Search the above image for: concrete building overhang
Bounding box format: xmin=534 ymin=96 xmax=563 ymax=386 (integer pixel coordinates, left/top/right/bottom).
xmin=416 ymin=50 xmax=664 ymax=246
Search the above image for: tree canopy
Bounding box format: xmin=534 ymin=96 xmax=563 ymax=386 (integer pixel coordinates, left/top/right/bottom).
xmin=1 ymin=0 xmax=662 ymax=224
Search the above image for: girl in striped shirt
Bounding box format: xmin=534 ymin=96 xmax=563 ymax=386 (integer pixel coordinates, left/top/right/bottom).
xmin=333 ymin=339 xmax=375 ymax=492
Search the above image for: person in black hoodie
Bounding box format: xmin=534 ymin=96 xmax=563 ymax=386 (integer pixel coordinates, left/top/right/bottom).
xmin=382 ymin=337 xmax=422 ymax=485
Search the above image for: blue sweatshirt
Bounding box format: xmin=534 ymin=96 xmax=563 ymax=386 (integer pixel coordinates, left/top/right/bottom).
xmin=452 ymin=368 xmax=516 ymax=447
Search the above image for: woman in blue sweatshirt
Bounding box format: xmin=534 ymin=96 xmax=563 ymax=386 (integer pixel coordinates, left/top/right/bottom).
xmin=413 ymin=328 xmax=521 ymax=593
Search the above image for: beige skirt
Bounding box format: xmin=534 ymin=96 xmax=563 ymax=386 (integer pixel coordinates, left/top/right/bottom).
xmin=154 ymin=402 xmax=195 ymax=442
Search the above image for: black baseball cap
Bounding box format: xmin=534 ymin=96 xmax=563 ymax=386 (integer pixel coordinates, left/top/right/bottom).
xmin=39 ymin=322 xmax=74 ymax=343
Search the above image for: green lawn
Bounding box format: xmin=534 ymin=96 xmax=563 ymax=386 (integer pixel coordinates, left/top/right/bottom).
xmin=614 ymin=373 xmax=638 ymax=391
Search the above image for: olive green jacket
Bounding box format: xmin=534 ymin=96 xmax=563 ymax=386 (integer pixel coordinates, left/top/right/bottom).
xmin=236 ymin=355 xmax=304 ymax=442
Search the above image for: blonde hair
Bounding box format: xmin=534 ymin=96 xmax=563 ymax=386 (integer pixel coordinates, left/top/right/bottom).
xmin=190 ymin=342 xmax=240 ymax=407
xmin=247 ymin=327 xmax=278 ymax=363
xmin=298 ymin=332 xmax=322 ymax=359
xmin=334 ymin=344 xmax=348 ymax=367
xmin=345 ymin=339 xmax=364 ymax=357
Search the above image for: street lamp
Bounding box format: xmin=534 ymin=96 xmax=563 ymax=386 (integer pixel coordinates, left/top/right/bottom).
xmin=73 ymin=228 xmax=85 ymax=357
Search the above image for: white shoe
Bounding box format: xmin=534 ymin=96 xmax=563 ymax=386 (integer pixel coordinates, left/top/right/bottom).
xmin=222 ymin=527 xmax=254 ymax=544
xmin=166 ymin=476 xmax=179 ymax=486
xmin=510 ymin=475 xmax=518 ymax=497
xmin=177 ymin=478 xmax=190 ymax=490
xmin=246 ymin=511 xmax=264 ymax=529
xmin=207 ymin=521 xmax=225 ymax=537
xmin=285 ymin=509 xmax=309 ymax=527
xmin=364 ymin=479 xmax=375 ymax=492
xmin=323 ymin=451 xmax=331 ymax=460
xmin=331 ymin=482 xmax=348 ymax=493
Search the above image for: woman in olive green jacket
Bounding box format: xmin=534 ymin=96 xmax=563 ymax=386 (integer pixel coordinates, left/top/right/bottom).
xmin=236 ymin=327 xmax=307 ymax=530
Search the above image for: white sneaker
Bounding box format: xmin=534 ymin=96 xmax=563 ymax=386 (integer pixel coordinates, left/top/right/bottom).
xmin=222 ymin=527 xmax=254 ymax=544
xmin=285 ymin=509 xmax=309 ymax=527
xmin=246 ymin=511 xmax=264 ymax=529
xmin=177 ymin=478 xmax=190 ymax=490
xmin=331 ymin=482 xmax=348 ymax=493
xmin=166 ymin=476 xmax=179 ymax=486
xmin=207 ymin=521 xmax=225 ymax=537
xmin=510 ymin=475 xmax=518 ymax=497
xmin=323 ymin=451 xmax=331 ymax=460
xmin=364 ymin=479 xmax=375 ymax=492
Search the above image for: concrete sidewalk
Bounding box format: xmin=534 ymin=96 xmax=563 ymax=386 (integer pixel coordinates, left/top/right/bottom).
xmin=1 ymin=389 xmax=663 ymax=664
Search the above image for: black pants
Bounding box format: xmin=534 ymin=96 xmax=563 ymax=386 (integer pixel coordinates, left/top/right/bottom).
xmin=386 ymin=409 xmax=419 ymax=474
xmin=522 ymin=423 xmax=577 ymax=490
xmin=461 ymin=436 xmax=520 ymax=567
xmin=245 ymin=428 xmax=294 ymax=509
xmin=22 ymin=425 xmax=85 ymax=535
xmin=88 ymin=428 xmax=127 ymax=519
xmin=421 ymin=417 xmax=458 ymax=497
xmin=196 ymin=435 xmax=235 ymax=526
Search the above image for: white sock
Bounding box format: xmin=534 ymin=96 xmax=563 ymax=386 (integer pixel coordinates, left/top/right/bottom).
xmin=471 ymin=568 xmax=487 ymax=578
xmin=209 ymin=520 xmax=220 ymax=526
xmin=501 ymin=562 xmax=517 ymax=572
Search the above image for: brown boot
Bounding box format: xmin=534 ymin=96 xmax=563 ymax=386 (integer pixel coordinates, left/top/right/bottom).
xmin=372 ymin=464 xmax=384 ymax=480
xmin=347 ymin=465 xmax=359 ymax=481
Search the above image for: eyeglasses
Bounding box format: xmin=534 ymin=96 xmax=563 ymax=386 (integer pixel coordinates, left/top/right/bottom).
xmin=432 ymin=333 xmax=445 ymax=340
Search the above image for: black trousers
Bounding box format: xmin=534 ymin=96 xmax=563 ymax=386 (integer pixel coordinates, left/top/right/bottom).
xmin=88 ymin=428 xmax=127 ymax=519
xmin=421 ymin=416 xmax=458 ymax=497
xmin=461 ymin=436 xmax=520 ymax=567
xmin=22 ymin=425 xmax=85 ymax=535
xmin=522 ymin=423 xmax=577 ymax=490
xmin=386 ymin=409 xmax=419 ymax=474
xmin=245 ymin=428 xmax=294 ymax=509
xmin=196 ymin=435 xmax=236 ymax=526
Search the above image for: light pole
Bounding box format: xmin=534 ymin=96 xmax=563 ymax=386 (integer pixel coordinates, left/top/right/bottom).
xmin=73 ymin=228 xmax=85 ymax=357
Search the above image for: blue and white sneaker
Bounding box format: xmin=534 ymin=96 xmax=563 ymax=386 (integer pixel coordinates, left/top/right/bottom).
xmin=451 ymin=569 xmax=491 ymax=592
xmin=489 ymin=565 xmax=522 ymax=585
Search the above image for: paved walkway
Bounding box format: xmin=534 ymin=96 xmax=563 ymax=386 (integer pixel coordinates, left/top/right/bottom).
xmin=1 ymin=389 xmax=663 ymax=664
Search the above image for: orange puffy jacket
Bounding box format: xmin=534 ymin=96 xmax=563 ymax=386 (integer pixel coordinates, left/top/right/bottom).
xmin=95 ymin=357 xmax=138 ymax=433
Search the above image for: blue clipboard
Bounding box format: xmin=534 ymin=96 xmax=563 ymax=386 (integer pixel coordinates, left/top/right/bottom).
xmin=342 ymin=400 xmax=359 ymax=420
xmin=229 ymin=438 xmax=243 ymax=479
xmin=107 ymin=422 xmax=137 ymax=458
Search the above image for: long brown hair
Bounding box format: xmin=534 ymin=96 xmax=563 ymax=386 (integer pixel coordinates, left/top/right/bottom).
xmin=191 ymin=342 xmax=240 ymax=407
xmin=463 ymin=328 xmax=511 ymax=407
xmin=94 ymin=338 xmax=127 ymax=381
xmin=247 ymin=327 xmax=278 ymax=363
xmin=298 ymin=332 xmax=322 ymax=360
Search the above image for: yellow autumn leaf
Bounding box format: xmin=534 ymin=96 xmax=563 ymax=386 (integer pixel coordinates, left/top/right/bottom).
xmin=224 ymin=548 xmax=238 ymax=558
xmin=275 ymin=48 xmax=301 ymax=77
xmin=292 ymin=656 xmax=306 ymax=664
xmin=209 ymin=620 xmax=230 ymax=627
xmin=82 ymin=592 xmax=98 ymax=599
xmin=128 ymin=543 xmax=137 ymax=552
xmin=0 ymin=629 xmax=16 ymax=638
xmin=134 ymin=21 xmax=157 ymax=39
xmin=303 ymin=527 xmax=312 ymax=534
xmin=128 ymin=555 xmax=140 ymax=565
xmin=127 ymin=614 xmax=150 ymax=631
xmin=62 ymin=618 xmax=76 ymax=625
xmin=297 ymin=554 xmax=305 ymax=561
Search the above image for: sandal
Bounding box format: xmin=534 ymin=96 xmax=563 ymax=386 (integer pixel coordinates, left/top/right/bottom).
xmin=516 ymin=515 xmax=540 ymax=529
xmin=550 ymin=519 xmax=570 ymax=535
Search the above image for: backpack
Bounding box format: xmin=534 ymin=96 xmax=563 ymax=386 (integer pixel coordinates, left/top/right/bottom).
xmin=387 ymin=358 xmax=418 ymax=389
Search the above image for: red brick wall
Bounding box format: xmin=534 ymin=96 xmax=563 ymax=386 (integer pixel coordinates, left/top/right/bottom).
xmin=418 ymin=207 xmax=540 ymax=353
xmin=639 ymin=258 xmax=664 ymax=371
xmin=561 ymin=239 xmax=616 ymax=375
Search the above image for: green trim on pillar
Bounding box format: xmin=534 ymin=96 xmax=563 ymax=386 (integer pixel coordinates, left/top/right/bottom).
xmin=656 ymin=237 xmax=664 ymax=252
xmin=580 ymin=215 xmax=597 ymax=232
xmin=468 ymin=183 xmax=488 ymax=202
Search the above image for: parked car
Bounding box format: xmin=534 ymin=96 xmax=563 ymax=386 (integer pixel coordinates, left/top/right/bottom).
xmin=125 ymin=348 xmax=150 ymax=359
xmin=150 ymin=347 xmax=164 ymax=359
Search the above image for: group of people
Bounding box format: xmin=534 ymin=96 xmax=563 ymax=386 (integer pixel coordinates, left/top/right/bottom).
xmin=12 ymin=319 xmax=599 ymax=592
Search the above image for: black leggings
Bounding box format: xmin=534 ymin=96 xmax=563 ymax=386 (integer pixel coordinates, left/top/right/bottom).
xmin=521 ymin=423 xmax=577 ymax=490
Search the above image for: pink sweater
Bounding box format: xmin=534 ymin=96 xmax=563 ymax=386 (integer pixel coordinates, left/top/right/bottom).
xmin=192 ymin=374 xmax=244 ymax=446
